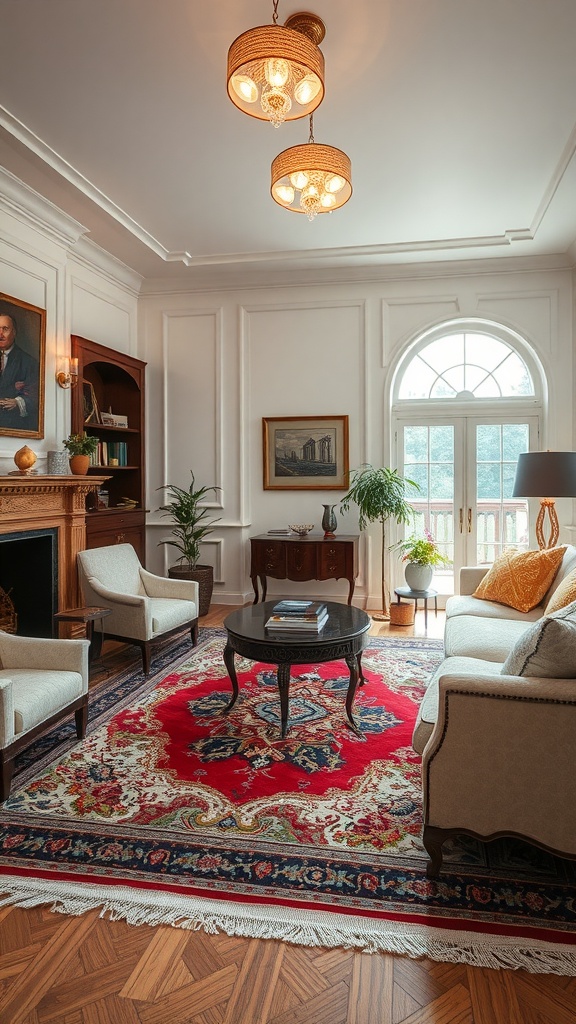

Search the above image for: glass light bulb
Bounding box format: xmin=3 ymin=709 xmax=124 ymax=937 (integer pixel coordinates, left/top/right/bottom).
xmin=261 ymin=87 xmax=291 ymax=127
xmin=320 ymin=192 xmax=337 ymax=208
xmin=274 ymin=183 xmax=295 ymax=204
xmin=290 ymin=170 xmax=309 ymax=189
xmin=325 ymin=174 xmax=346 ymax=194
xmin=265 ymin=58 xmax=290 ymax=88
xmin=294 ymin=74 xmax=321 ymax=106
xmin=231 ymin=74 xmax=258 ymax=103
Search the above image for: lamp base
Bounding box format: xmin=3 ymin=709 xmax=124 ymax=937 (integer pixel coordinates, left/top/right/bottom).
xmin=536 ymin=498 xmax=559 ymax=549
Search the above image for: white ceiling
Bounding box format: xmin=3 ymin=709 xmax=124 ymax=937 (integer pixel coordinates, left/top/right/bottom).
xmin=2 ymin=0 xmax=576 ymax=285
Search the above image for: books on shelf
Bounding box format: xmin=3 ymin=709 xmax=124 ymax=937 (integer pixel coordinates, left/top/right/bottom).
xmin=88 ymin=440 xmax=129 ymax=467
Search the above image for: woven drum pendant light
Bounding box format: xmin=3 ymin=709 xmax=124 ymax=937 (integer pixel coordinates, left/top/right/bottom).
xmin=227 ymin=6 xmax=325 ymax=127
xmin=271 ymin=117 xmax=352 ymax=219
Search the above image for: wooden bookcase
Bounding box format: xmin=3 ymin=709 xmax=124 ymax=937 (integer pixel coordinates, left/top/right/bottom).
xmin=71 ymin=336 xmax=147 ymax=564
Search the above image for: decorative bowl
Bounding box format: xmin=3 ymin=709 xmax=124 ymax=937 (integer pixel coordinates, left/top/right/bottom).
xmin=289 ymin=524 xmax=314 ymax=536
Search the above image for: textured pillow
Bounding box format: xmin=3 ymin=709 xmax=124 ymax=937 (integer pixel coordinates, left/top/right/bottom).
xmin=545 ymin=567 xmax=576 ymax=614
xmin=502 ymin=600 xmax=576 ymax=677
xmin=473 ymin=547 xmax=566 ymax=613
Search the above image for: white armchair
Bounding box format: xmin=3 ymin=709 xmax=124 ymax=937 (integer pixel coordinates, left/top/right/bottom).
xmin=0 ymin=630 xmax=90 ymax=802
xmin=77 ymin=544 xmax=199 ymax=675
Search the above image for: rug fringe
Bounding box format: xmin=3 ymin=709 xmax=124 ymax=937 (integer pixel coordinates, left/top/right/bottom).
xmin=0 ymin=876 xmax=574 ymax=976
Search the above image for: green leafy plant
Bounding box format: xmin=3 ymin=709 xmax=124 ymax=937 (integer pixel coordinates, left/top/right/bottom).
xmin=157 ymin=472 xmax=221 ymax=569
xmin=340 ymin=464 xmax=419 ymax=619
xmin=62 ymin=432 xmax=99 ymax=456
xmin=396 ymin=529 xmax=449 ymax=566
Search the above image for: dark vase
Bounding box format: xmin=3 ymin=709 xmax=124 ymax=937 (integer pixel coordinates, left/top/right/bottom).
xmin=321 ymin=503 xmax=337 ymax=538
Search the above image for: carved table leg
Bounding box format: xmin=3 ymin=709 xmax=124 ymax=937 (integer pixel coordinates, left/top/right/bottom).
xmin=223 ymin=642 xmax=239 ymax=713
xmin=277 ymin=662 xmax=291 ymax=738
xmin=347 ymin=578 xmax=355 ymax=605
xmin=260 ymin=574 xmax=268 ymax=602
xmin=344 ymin=654 xmax=363 ymax=737
xmin=251 ymin=575 xmax=259 ymax=604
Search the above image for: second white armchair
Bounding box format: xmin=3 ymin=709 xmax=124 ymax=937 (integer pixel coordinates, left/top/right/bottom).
xmin=77 ymin=544 xmax=199 ymax=675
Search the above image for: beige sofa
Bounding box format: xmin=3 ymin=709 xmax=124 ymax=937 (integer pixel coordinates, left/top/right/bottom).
xmin=412 ymin=545 xmax=576 ymax=875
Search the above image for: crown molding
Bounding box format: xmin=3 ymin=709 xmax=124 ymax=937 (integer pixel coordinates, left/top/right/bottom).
xmin=70 ymin=236 xmax=143 ymax=295
xmin=0 ymin=165 xmax=87 ymax=250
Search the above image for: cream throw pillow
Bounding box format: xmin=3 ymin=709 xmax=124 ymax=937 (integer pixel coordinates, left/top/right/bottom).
xmin=545 ymin=567 xmax=576 ymax=614
xmin=502 ymin=600 xmax=576 ymax=677
xmin=473 ymin=547 xmax=566 ymax=613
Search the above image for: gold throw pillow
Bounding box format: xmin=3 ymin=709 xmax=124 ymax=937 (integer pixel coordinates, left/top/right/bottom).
xmin=473 ymin=546 xmax=566 ymax=613
xmin=545 ymin=567 xmax=576 ymax=614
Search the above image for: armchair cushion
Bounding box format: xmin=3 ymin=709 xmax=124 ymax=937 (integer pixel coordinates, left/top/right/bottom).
xmin=150 ymin=598 xmax=197 ymax=634
xmin=1 ymin=669 xmax=85 ymax=736
xmin=501 ymin=599 xmax=576 ymax=678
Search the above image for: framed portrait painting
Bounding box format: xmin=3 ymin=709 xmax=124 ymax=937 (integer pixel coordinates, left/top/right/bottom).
xmin=263 ymin=415 xmax=349 ymax=490
xmin=0 ymin=292 xmax=46 ymax=439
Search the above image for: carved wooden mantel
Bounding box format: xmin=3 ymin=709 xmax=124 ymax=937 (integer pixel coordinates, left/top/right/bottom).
xmin=0 ymin=475 xmax=109 ymax=611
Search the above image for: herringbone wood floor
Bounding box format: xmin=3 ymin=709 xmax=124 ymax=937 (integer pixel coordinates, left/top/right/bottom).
xmin=1 ymin=605 xmax=575 ymax=1024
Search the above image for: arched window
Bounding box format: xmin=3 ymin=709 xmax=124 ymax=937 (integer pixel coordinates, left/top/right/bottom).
xmin=392 ymin=321 xmax=543 ymax=594
xmin=397 ymin=330 xmax=535 ymax=401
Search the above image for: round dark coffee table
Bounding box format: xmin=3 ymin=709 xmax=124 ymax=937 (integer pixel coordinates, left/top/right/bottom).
xmin=223 ymin=601 xmax=371 ymax=738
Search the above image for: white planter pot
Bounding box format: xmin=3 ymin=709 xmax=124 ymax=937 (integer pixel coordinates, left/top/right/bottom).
xmin=404 ymin=562 xmax=433 ymax=592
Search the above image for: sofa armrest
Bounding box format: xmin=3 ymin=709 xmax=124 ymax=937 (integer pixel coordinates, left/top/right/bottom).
xmin=422 ymin=672 xmax=576 ymax=855
xmin=459 ymin=565 xmax=490 ymax=595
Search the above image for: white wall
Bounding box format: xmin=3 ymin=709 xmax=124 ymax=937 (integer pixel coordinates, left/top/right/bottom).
xmin=141 ymin=262 xmax=575 ymax=607
xmin=0 ymin=171 xmax=140 ymax=478
xmin=2 ymin=170 xmax=574 ymax=608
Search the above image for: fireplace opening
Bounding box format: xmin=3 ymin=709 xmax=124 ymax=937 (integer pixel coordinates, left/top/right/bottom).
xmin=0 ymin=529 xmax=58 ymax=638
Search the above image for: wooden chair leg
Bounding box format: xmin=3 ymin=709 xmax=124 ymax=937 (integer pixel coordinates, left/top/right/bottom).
xmin=0 ymin=752 xmax=15 ymax=803
xmin=191 ymin=620 xmax=199 ymax=646
xmin=142 ymin=642 xmax=152 ymax=676
xmin=75 ymin=700 xmax=88 ymax=739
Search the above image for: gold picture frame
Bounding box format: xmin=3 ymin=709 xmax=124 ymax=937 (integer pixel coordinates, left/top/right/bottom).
xmin=263 ymin=415 xmax=349 ymax=490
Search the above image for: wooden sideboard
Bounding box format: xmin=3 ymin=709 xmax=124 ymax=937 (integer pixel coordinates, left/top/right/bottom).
xmin=250 ymin=534 xmax=359 ymax=605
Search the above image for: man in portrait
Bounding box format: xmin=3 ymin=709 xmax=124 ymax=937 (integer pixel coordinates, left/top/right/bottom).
xmin=0 ymin=310 xmax=40 ymax=433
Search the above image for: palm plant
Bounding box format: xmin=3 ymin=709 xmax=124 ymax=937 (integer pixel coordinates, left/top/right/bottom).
xmin=157 ymin=472 xmax=221 ymax=569
xmin=340 ymin=464 xmax=419 ymax=619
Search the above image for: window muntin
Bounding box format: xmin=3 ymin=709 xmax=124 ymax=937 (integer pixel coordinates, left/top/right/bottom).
xmin=398 ymin=332 xmax=535 ymax=400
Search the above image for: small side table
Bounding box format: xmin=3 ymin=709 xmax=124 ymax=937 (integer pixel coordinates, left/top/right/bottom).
xmin=394 ymin=587 xmax=438 ymax=629
xmin=54 ymin=606 xmax=112 ymax=663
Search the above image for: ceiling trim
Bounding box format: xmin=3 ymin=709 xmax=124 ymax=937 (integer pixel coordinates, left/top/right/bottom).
xmin=2 ymin=101 xmax=576 ymax=273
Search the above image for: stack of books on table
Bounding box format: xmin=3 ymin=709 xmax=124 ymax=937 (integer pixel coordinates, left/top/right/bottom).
xmin=265 ymin=600 xmax=329 ymax=634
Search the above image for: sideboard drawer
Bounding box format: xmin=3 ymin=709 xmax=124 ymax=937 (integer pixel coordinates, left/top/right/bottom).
xmin=286 ymin=542 xmax=316 ymax=580
xmin=251 ymin=538 xmax=286 ymax=577
xmin=317 ymin=542 xmax=350 ymax=579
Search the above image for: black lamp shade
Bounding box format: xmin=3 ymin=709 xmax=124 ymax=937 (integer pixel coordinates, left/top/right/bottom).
xmin=512 ymin=451 xmax=576 ymax=498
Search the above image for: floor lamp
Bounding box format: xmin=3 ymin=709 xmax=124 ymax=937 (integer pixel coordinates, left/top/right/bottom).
xmin=512 ymin=451 xmax=576 ymax=549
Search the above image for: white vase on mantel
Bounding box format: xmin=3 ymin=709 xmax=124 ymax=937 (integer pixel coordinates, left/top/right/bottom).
xmin=404 ymin=562 xmax=433 ymax=592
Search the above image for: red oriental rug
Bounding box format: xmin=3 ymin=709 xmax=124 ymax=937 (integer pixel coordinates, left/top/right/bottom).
xmin=1 ymin=629 xmax=575 ymax=975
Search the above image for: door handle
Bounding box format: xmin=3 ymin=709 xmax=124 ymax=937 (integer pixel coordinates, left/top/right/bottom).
xmin=468 ymin=508 xmax=472 ymax=533
xmin=459 ymin=508 xmax=463 ymax=533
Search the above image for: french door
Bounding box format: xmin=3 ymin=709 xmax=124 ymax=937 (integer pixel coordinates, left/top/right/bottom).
xmin=395 ymin=415 xmax=538 ymax=597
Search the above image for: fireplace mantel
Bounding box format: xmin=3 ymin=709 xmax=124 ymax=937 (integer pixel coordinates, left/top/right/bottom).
xmin=0 ymin=475 xmax=109 ymax=611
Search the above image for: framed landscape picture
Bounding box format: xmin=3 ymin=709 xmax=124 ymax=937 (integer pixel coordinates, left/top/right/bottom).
xmin=263 ymin=415 xmax=349 ymax=490
xmin=0 ymin=292 xmax=46 ymax=439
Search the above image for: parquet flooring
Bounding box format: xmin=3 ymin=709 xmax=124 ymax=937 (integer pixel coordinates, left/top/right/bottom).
xmin=1 ymin=605 xmax=575 ymax=1023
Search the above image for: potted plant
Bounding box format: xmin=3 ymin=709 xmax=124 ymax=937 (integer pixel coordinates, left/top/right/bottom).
xmin=62 ymin=432 xmax=99 ymax=475
xmin=157 ymin=472 xmax=221 ymax=616
xmin=396 ymin=528 xmax=449 ymax=591
xmin=340 ymin=464 xmax=419 ymax=620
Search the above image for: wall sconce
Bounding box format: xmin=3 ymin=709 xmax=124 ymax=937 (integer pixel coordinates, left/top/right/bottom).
xmin=56 ymin=357 xmax=79 ymax=389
